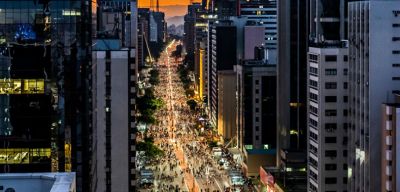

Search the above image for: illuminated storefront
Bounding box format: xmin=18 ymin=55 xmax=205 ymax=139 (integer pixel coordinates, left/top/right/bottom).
xmin=0 ymin=79 xmax=44 ymax=94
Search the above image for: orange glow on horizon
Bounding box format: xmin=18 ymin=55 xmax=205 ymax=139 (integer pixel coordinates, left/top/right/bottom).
xmin=138 ymin=0 xmax=202 ymax=7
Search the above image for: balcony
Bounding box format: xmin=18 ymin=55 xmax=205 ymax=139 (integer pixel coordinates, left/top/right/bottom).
xmin=386 ymin=165 xmax=392 ymax=176
xmin=386 ymin=121 xmax=392 ymax=130
xmin=386 ymin=136 xmax=393 ymax=146
xmin=386 ymin=180 xmax=392 ymax=191
xmin=386 ymin=150 xmax=392 ymax=161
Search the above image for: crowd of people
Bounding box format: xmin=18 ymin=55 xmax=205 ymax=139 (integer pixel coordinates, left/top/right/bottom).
xmin=138 ymin=43 xmax=239 ymax=192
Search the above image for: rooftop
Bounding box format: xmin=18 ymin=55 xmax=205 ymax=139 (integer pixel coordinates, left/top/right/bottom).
xmin=0 ymin=172 xmax=76 ymax=192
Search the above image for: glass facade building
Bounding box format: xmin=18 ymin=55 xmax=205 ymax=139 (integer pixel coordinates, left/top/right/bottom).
xmin=0 ymin=1 xmax=93 ymax=191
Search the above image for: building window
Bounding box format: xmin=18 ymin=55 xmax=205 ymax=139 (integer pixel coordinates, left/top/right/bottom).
xmin=310 ymin=105 xmax=318 ymax=114
xmin=309 ymin=66 xmax=318 ymax=75
xmin=255 ymin=136 xmax=259 ymax=140
xmin=255 ymin=117 xmax=259 ymax=122
xmin=393 ymin=63 xmax=400 ymax=67
xmin=255 ymin=126 xmax=259 ymax=131
xmin=343 ymin=110 xmax=348 ymax=117
xmin=325 ymin=137 xmax=337 ymax=143
xmin=325 ymin=150 xmax=337 ymax=158
xmin=309 ymin=92 xmax=318 ymax=101
xmin=325 ymin=55 xmax=337 ymax=62
xmin=309 ymin=79 xmax=318 ymax=87
xmin=309 ymin=118 xmax=318 ymax=127
xmin=393 ymin=50 xmax=400 ymax=54
xmin=255 ymin=89 xmax=259 ymax=94
xmin=343 ymin=55 xmax=348 ymax=62
xmin=255 ymin=80 xmax=259 ymax=85
xmin=393 ymin=37 xmax=400 ymax=41
xmin=325 ymin=69 xmax=337 ymax=76
xmin=392 ymin=77 xmax=400 ymax=80
xmin=343 ymin=82 xmax=348 ymax=89
xmin=325 ymin=82 xmax=337 ymax=89
xmin=343 ymin=96 xmax=348 ymax=103
xmin=325 ymin=177 xmax=337 ymax=184
xmin=310 ymin=131 xmax=318 ymax=141
xmin=255 ymin=108 xmax=259 ymax=113
xmin=309 ymin=54 xmax=318 ymax=61
xmin=343 ymin=69 xmax=348 ymax=76
xmin=343 ymin=123 xmax=348 ymax=130
xmin=393 ymin=23 xmax=400 ymax=28
xmin=325 ymin=164 xmax=337 ymax=171
xmin=325 ymin=110 xmax=337 ymax=116
xmin=255 ymin=98 xmax=259 ymax=103
xmin=325 ymin=96 xmax=337 ymax=103
xmin=343 ymin=150 xmax=348 ymax=157
xmin=325 ymin=123 xmax=337 ymax=132
xmin=343 ymin=164 xmax=348 ymax=170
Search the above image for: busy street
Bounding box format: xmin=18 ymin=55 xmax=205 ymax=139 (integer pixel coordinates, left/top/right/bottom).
xmin=137 ymin=40 xmax=236 ymax=192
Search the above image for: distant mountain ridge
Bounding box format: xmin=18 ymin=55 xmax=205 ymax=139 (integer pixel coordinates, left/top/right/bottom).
xmin=166 ymin=15 xmax=184 ymax=26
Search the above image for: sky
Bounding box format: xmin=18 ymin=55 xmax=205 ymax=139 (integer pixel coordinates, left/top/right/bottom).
xmin=138 ymin=0 xmax=202 ymax=18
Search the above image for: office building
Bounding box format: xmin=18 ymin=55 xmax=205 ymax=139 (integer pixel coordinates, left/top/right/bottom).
xmin=236 ymin=60 xmax=277 ymax=176
xmin=153 ymin=12 xmax=166 ymax=43
xmin=348 ymin=1 xmax=400 ymax=191
xmin=209 ymin=21 xmax=237 ymax=126
xmin=307 ymin=47 xmax=349 ymax=192
xmin=277 ymin=0 xmax=308 ymax=159
xmin=240 ymin=0 xmax=277 ymax=64
xmin=217 ymin=70 xmax=236 ymax=143
xmin=307 ymin=0 xmax=349 ymax=191
xmin=149 ymin=13 xmax=158 ymax=42
xmin=184 ymin=3 xmax=202 ymax=55
xmin=137 ymin=8 xmax=151 ymax=67
xmin=0 ymin=1 xmax=93 ymax=191
xmin=381 ymin=94 xmax=400 ymax=192
xmin=91 ymin=1 xmax=137 ymax=191
xmin=92 ymin=39 xmax=137 ymax=192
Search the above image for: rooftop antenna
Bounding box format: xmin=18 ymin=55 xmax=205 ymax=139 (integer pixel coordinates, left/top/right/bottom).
xmin=156 ymin=0 xmax=159 ymax=12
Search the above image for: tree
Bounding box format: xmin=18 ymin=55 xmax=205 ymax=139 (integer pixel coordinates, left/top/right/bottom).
xmin=137 ymin=137 xmax=164 ymax=160
xmin=149 ymin=69 xmax=160 ymax=85
xmin=171 ymin=44 xmax=183 ymax=58
xmin=186 ymin=99 xmax=197 ymax=111
xmin=136 ymin=88 xmax=164 ymax=124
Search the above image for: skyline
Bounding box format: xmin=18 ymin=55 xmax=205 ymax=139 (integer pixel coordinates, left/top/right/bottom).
xmin=138 ymin=0 xmax=202 ymax=18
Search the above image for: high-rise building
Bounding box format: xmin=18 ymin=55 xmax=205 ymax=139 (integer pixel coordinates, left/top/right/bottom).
xmin=91 ymin=1 xmax=137 ymax=191
xmin=0 ymin=1 xmax=93 ymax=191
xmin=137 ymin=8 xmax=150 ymax=67
xmin=209 ymin=21 xmax=237 ymax=126
xmin=149 ymin=14 xmax=158 ymax=42
xmin=348 ymin=1 xmax=400 ymax=191
xmin=240 ymin=0 xmax=277 ymax=64
xmin=381 ymin=94 xmax=400 ymax=192
xmin=277 ymin=0 xmax=308 ymax=159
xmin=92 ymin=39 xmax=137 ymax=192
xmin=153 ymin=12 xmax=166 ymax=43
xmin=184 ymin=3 xmax=202 ymax=56
xmin=217 ymin=70 xmax=237 ymax=142
xmin=307 ymin=47 xmax=349 ymax=192
xmin=236 ymin=60 xmax=277 ymax=176
xmin=307 ymin=1 xmax=349 ymax=191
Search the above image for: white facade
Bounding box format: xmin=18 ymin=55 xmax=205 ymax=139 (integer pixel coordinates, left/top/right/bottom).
xmin=0 ymin=172 xmax=76 ymax=192
xmin=92 ymin=47 xmax=137 ymax=192
xmin=307 ymin=47 xmax=348 ymax=192
xmin=348 ymin=1 xmax=400 ymax=192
